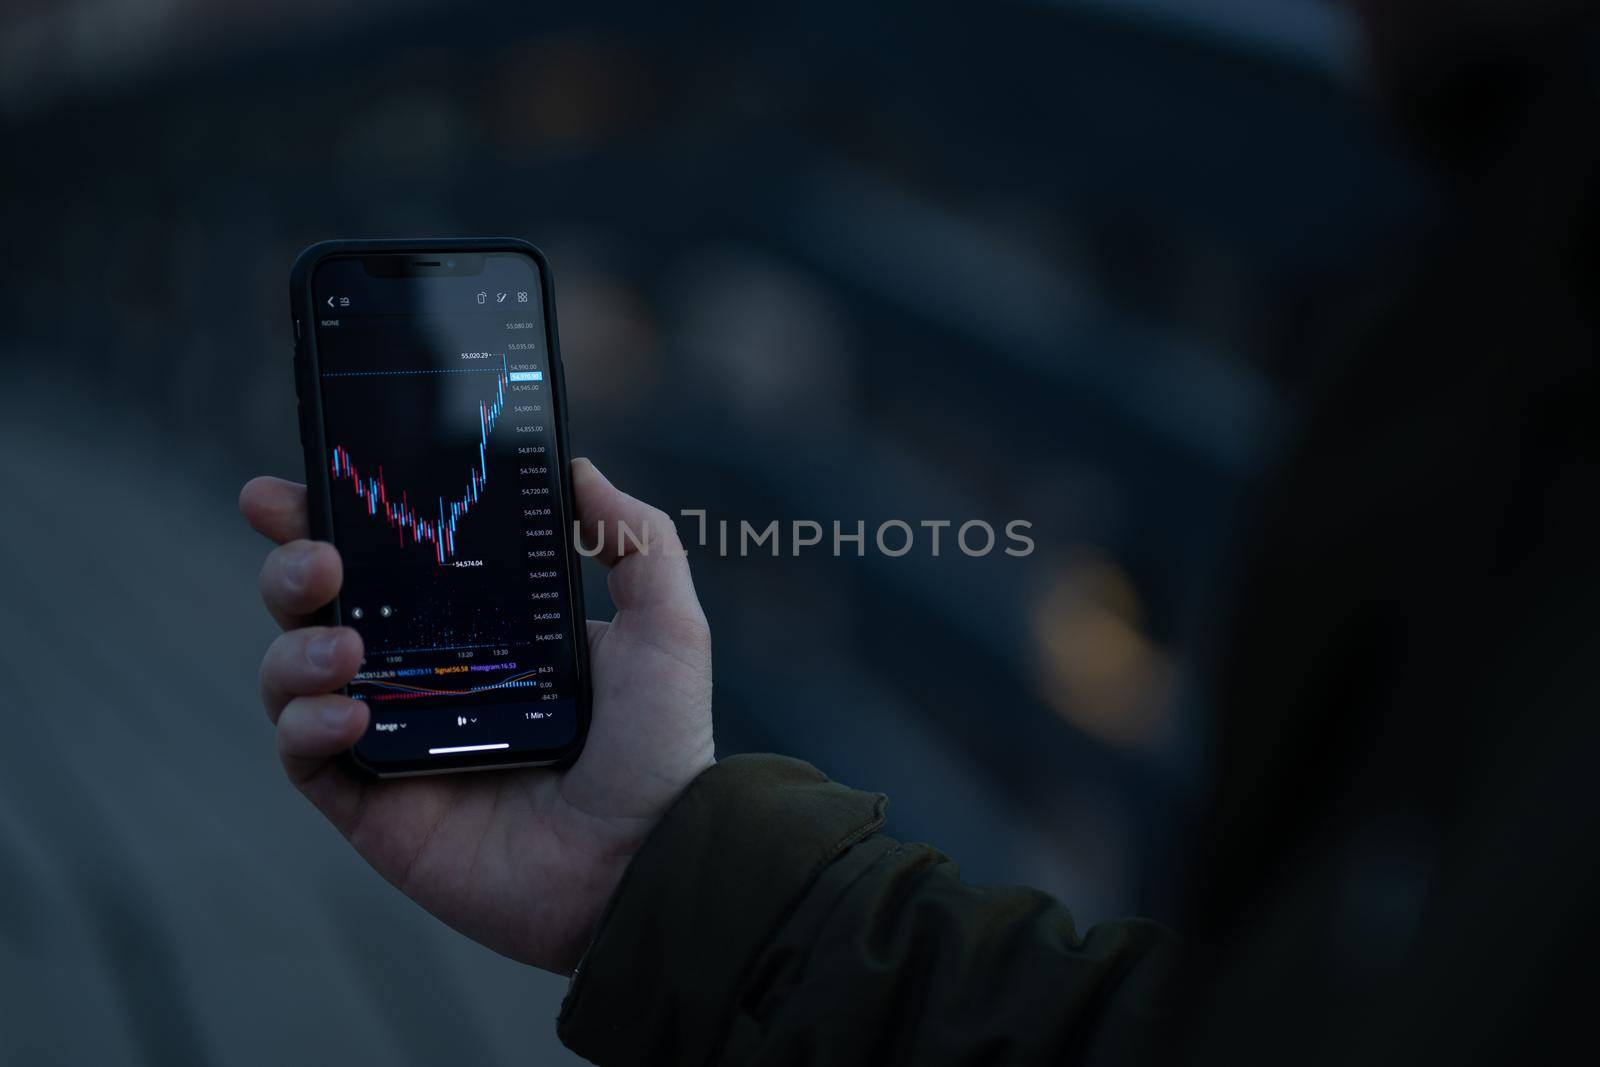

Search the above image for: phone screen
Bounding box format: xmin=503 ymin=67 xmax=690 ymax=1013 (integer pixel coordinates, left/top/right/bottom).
xmin=307 ymin=252 xmax=583 ymax=771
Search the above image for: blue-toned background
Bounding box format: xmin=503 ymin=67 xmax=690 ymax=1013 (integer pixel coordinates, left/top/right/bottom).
xmin=0 ymin=2 xmax=1423 ymax=1063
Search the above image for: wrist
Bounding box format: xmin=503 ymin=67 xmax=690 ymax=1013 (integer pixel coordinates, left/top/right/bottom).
xmin=555 ymin=754 xmax=717 ymax=973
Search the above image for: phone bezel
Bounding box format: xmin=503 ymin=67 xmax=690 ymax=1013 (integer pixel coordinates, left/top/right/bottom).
xmin=289 ymin=238 xmax=592 ymax=777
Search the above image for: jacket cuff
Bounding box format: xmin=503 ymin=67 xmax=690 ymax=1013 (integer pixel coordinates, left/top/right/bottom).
xmin=557 ymin=753 xmax=887 ymax=1065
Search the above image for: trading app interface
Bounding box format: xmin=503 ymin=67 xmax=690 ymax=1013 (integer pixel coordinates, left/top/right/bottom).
xmin=311 ymin=254 xmax=578 ymax=764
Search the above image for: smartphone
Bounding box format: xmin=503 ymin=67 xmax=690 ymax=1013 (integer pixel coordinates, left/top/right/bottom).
xmin=288 ymin=239 xmax=590 ymax=776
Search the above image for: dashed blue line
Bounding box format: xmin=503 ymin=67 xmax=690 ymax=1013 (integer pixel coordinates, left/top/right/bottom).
xmin=321 ymin=367 xmax=510 ymax=378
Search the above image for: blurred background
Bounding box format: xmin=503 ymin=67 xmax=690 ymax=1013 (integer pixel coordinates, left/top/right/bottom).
xmin=0 ymin=1 xmax=1428 ymax=1063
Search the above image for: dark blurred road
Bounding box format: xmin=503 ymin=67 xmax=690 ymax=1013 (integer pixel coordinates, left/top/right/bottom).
xmin=0 ymin=379 xmax=583 ymax=1065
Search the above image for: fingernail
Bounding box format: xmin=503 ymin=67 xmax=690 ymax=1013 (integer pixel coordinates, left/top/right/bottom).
xmin=284 ymin=546 xmax=311 ymax=592
xmin=307 ymin=632 xmax=343 ymax=669
xmin=321 ymin=702 xmax=355 ymax=729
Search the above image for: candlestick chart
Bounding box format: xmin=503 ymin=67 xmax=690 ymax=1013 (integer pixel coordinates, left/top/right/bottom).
xmin=328 ymin=355 xmax=509 ymax=565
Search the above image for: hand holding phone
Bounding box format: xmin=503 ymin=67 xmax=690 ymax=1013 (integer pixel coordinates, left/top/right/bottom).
xmin=240 ymin=459 xmax=714 ymax=975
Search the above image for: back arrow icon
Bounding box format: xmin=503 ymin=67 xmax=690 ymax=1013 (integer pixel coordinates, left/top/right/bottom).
xmin=326 ymin=296 xmax=336 ymax=308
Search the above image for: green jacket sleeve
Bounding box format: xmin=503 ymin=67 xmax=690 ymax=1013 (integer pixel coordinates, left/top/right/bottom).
xmin=557 ymin=754 xmax=1177 ymax=1066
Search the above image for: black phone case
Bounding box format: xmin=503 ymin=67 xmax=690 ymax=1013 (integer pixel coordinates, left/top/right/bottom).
xmin=288 ymin=238 xmax=592 ymax=777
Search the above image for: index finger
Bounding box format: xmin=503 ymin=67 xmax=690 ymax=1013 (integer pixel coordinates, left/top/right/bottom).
xmin=240 ymin=476 xmax=310 ymax=545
